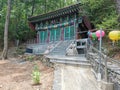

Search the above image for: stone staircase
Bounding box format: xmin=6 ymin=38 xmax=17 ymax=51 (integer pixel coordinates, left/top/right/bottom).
xmin=50 ymin=55 xmax=90 ymax=67
xmin=46 ymin=39 xmax=90 ymax=67
xmin=48 ymin=40 xmax=73 ymax=56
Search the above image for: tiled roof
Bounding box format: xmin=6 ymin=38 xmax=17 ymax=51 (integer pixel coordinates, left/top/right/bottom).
xmin=28 ymin=3 xmax=82 ymax=23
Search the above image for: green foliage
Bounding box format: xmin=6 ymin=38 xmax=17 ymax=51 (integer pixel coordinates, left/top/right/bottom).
xmin=32 ymin=64 xmax=40 ymax=84
xmin=0 ymin=0 xmax=77 ymax=48
xmin=97 ymin=14 xmax=119 ymax=29
xmin=33 ymin=0 xmax=78 ymax=15
xmin=26 ymin=55 xmax=34 ymax=61
xmin=16 ymin=46 xmax=25 ymax=55
xmin=1 ymin=0 xmax=119 ymax=48
xmin=81 ymin=0 xmax=119 ymax=29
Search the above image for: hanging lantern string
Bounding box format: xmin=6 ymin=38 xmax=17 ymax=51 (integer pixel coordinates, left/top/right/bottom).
xmin=77 ymin=28 xmax=117 ymax=34
xmin=88 ymin=28 xmax=120 ymax=32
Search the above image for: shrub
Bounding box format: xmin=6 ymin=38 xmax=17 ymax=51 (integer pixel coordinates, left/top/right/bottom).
xmin=32 ymin=64 xmax=40 ymax=84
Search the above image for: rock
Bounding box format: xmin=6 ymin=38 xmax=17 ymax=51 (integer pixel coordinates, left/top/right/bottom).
xmin=66 ymin=44 xmax=78 ymax=56
xmin=44 ymin=50 xmax=50 ymax=54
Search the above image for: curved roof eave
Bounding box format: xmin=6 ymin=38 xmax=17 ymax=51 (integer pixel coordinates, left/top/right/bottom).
xmin=28 ymin=3 xmax=82 ymax=23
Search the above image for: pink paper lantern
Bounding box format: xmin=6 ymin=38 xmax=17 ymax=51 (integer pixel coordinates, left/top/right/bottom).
xmin=96 ymin=30 xmax=105 ymax=39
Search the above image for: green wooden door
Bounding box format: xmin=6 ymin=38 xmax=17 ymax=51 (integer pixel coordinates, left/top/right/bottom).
xmin=50 ymin=30 xmax=53 ymax=41
xmin=50 ymin=29 xmax=56 ymax=42
xmin=70 ymin=25 xmax=74 ymax=39
xmin=44 ymin=30 xmax=48 ymax=42
xmin=50 ymin=29 xmax=61 ymax=42
xmin=39 ymin=30 xmax=47 ymax=43
xmin=56 ymin=28 xmax=61 ymax=41
xmin=54 ymin=29 xmax=56 ymax=41
xmin=64 ymin=26 xmax=70 ymax=40
xmin=39 ymin=31 xmax=44 ymax=43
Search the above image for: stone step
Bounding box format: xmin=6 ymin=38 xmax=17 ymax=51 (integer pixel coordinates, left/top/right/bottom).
xmin=49 ymin=40 xmax=73 ymax=55
xmin=53 ymin=49 xmax=65 ymax=51
xmin=50 ymin=53 xmax=66 ymax=56
xmin=50 ymin=50 xmax=59 ymax=53
xmin=50 ymin=58 xmax=89 ymax=63
xmin=50 ymin=59 xmax=91 ymax=66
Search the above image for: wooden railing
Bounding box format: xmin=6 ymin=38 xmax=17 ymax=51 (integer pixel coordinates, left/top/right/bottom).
xmin=26 ymin=38 xmax=38 ymax=45
xmin=88 ymin=45 xmax=120 ymax=89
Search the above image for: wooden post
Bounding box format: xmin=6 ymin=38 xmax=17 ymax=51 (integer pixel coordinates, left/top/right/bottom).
xmin=74 ymin=13 xmax=77 ymax=40
xmin=102 ymin=55 xmax=113 ymax=90
xmin=48 ymin=29 xmax=50 ymax=43
xmin=69 ymin=25 xmax=70 ymax=40
xmin=61 ymin=17 xmax=64 ymax=41
xmin=104 ymin=55 xmax=108 ymax=82
xmin=61 ymin=28 xmax=64 ymax=41
xmin=37 ymin=32 xmax=39 ymax=43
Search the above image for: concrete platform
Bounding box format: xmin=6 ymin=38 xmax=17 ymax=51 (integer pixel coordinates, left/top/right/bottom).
xmin=47 ymin=54 xmax=90 ymax=66
xmin=46 ymin=55 xmax=87 ymax=61
xmin=53 ymin=64 xmax=102 ymax=90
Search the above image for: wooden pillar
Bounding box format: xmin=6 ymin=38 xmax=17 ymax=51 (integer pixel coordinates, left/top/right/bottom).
xmin=74 ymin=13 xmax=77 ymax=40
xmin=69 ymin=25 xmax=71 ymax=40
xmin=60 ymin=17 xmax=64 ymax=41
xmin=68 ymin=15 xmax=71 ymax=40
xmin=39 ymin=31 xmax=41 ymax=43
xmin=42 ymin=31 xmax=45 ymax=43
xmin=61 ymin=28 xmax=64 ymax=40
xmin=47 ymin=29 xmax=50 ymax=43
xmin=55 ymin=29 xmax=56 ymax=41
xmin=36 ymin=31 xmax=39 ymax=43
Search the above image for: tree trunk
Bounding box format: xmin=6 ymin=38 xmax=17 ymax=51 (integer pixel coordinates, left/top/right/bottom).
xmin=44 ymin=0 xmax=47 ymax=13
xmin=31 ymin=0 xmax=35 ymax=16
xmin=116 ymin=0 xmax=120 ymax=14
xmin=1 ymin=0 xmax=11 ymax=60
xmin=115 ymin=0 xmax=120 ymax=22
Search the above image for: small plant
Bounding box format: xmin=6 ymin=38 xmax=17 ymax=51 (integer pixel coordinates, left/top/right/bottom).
xmin=16 ymin=47 xmax=25 ymax=55
xmin=26 ymin=55 xmax=34 ymax=61
xmin=32 ymin=64 xmax=40 ymax=85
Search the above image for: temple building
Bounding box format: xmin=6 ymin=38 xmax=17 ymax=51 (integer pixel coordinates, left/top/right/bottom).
xmin=28 ymin=3 xmax=93 ymax=44
xmin=27 ymin=3 xmax=94 ymax=55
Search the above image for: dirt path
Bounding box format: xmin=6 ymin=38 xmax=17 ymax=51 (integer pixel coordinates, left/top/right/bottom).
xmin=0 ymin=59 xmax=54 ymax=90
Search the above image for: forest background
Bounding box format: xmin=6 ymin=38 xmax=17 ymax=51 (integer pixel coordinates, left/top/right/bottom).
xmin=0 ymin=0 xmax=119 ymax=48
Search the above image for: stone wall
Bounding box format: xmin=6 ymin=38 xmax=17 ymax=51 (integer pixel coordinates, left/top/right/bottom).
xmin=39 ymin=55 xmax=54 ymax=68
